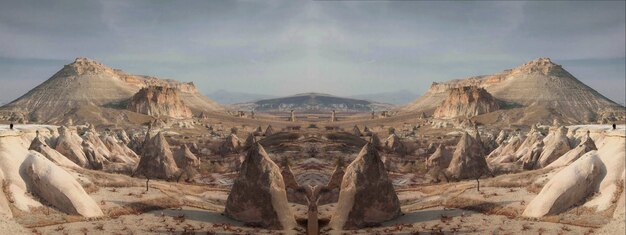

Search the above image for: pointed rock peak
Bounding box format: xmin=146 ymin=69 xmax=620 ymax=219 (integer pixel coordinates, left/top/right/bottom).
xmin=264 ymin=125 xmax=274 ymax=136
xmin=63 ymin=57 xmax=111 ymax=75
xmin=244 ymin=133 xmax=257 ymax=148
xmin=514 ymin=57 xmax=567 ymax=76
xmin=370 ymin=133 xmax=382 ymax=148
xmin=226 ymin=143 xmax=296 ymax=230
xmin=579 ymin=134 xmax=597 ymax=150
xmin=356 ymin=143 xmax=381 ymax=163
xmin=329 ymin=143 xmax=401 ymax=229
xmin=29 ymin=134 xmax=48 ymax=150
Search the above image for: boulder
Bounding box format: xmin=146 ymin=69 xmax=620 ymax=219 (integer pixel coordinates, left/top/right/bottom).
xmin=426 ymin=144 xmax=452 ymax=170
xmin=224 ymin=144 xmax=296 ymax=230
xmin=329 ymin=144 xmax=401 ymax=230
xmin=22 ymin=152 xmax=104 ymax=217
xmin=523 ymin=154 xmax=603 ymax=217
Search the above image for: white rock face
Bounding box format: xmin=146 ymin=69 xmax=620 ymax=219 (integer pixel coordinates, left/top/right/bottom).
xmin=547 ymin=134 xmax=596 ymax=168
xmin=0 ymin=126 xmax=102 ymax=218
xmin=525 ymin=126 xmax=626 ymax=218
xmin=583 ymin=133 xmax=626 ymax=211
xmin=22 ymin=152 xmax=104 ymax=217
xmin=523 ymin=154 xmax=603 ymax=217
xmin=54 ymin=126 xmax=88 ymax=167
xmin=536 ymin=126 xmax=571 ymax=168
xmin=29 ymin=134 xmax=79 ymax=169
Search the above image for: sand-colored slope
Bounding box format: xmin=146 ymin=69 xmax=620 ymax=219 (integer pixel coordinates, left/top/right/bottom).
xmin=402 ymin=58 xmax=623 ymax=123
xmin=1 ymin=58 xmax=223 ymax=123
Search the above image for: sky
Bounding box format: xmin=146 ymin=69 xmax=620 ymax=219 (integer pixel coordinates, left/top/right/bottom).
xmin=0 ymin=0 xmax=624 ymax=105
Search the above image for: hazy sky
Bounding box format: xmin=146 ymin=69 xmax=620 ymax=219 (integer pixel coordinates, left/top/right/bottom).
xmin=0 ymin=0 xmax=624 ymax=104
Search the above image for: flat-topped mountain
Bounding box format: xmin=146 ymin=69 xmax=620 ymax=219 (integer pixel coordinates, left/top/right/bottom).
xmin=0 ymin=57 xmax=222 ymax=124
xmin=403 ymin=58 xmax=624 ymax=124
xmin=232 ymin=93 xmax=394 ymax=112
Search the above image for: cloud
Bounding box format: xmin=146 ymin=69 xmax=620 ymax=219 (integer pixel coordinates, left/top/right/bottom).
xmin=0 ymin=0 xmax=623 ymax=104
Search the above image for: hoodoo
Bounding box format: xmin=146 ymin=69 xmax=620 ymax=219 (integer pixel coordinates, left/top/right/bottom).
xmin=134 ymin=132 xmax=179 ymax=180
xmin=329 ymin=144 xmax=401 ymax=230
xmin=224 ymin=144 xmax=296 ymax=230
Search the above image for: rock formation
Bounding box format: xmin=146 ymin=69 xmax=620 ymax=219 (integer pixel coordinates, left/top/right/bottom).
xmin=427 ymin=144 xmax=452 ymax=170
xmin=433 ymin=86 xmax=500 ymax=119
xmin=219 ymin=133 xmax=242 ymax=155
xmin=29 ymin=133 xmax=79 ymax=168
xmin=127 ymin=86 xmax=193 ymax=118
xmin=134 ymin=132 xmax=179 ymax=179
xmin=524 ymin=129 xmax=625 ymax=217
xmin=264 ymin=125 xmax=274 ymax=136
xmin=22 ymin=152 xmax=104 ymax=217
xmin=243 ymin=133 xmax=257 ymax=150
xmin=224 ymin=144 xmax=296 ymax=230
xmin=318 ymin=161 xmax=345 ymax=205
xmin=82 ymin=141 xmax=104 ymax=170
xmin=280 ymin=159 xmax=307 ymax=204
xmin=383 ymin=133 xmax=406 ymax=155
xmin=329 ymin=144 xmax=401 ymax=230
xmin=536 ymin=126 xmax=571 ymax=168
xmin=446 ymin=132 xmax=490 ymax=180
xmin=0 ymin=126 xmax=103 ymax=218
xmin=495 ymin=130 xmax=508 ymax=146
xmin=54 ymin=126 xmax=88 ymax=167
xmin=523 ymin=154 xmax=603 ymax=217
xmin=547 ymin=133 xmax=596 ymax=168
xmin=352 ymin=125 xmax=361 ymax=136
xmin=173 ymin=144 xmax=200 ymax=169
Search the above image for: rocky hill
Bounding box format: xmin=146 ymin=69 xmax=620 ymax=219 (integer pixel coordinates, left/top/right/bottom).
xmin=232 ymin=93 xmax=394 ymax=113
xmin=433 ymin=86 xmax=500 ymax=119
xmin=0 ymin=58 xmax=222 ymax=124
xmin=127 ymin=86 xmax=192 ymax=118
xmin=403 ymin=58 xmax=624 ymax=124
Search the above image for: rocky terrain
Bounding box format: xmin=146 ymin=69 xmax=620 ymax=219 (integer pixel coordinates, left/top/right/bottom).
xmin=0 ymin=57 xmax=623 ymax=235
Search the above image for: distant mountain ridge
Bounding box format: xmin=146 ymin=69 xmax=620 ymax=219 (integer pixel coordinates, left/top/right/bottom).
xmin=231 ymin=92 xmax=395 ymax=112
xmin=349 ymin=90 xmax=417 ymax=105
xmin=206 ymin=90 xmax=277 ymax=104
